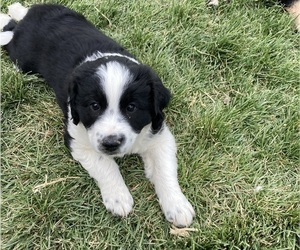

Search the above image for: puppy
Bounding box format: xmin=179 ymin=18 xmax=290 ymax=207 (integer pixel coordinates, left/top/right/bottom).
xmin=0 ymin=3 xmax=195 ymax=227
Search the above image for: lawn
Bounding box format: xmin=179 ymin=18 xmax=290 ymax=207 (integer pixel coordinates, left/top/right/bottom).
xmin=1 ymin=0 xmax=299 ymax=249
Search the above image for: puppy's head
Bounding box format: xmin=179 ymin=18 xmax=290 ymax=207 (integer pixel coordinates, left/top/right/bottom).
xmin=69 ymin=58 xmax=170 ymax=156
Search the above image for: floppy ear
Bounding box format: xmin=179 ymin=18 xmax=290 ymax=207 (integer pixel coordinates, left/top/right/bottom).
xmin=68 ymin=78 xmax=80 ymax=125
xmin=150 ymin=76 xmax=171 ymax=133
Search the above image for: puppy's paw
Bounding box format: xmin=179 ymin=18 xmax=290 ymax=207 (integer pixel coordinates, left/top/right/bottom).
xmin=160 ymin=194 xmax=195 ymax=227
xmin=102 ymin=186 xmax=134 ymax=217
xmin=8 ymin=2 xmax=28 ymax=21
xmin=0 ymin=13 xmax=11 ymax=30
xmin=0 ymin=31 xmax=13 ymax=45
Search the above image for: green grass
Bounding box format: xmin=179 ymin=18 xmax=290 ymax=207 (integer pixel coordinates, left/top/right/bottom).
xmin=1 ymin=0 xmax=299 ymax=249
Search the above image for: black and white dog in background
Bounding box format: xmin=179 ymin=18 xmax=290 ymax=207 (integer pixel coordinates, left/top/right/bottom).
xmin=0 ymin=3 xmax=195 ymax=227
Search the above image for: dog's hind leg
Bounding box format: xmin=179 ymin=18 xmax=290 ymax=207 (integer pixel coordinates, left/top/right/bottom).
xmin=8 ymin=2 xmax=28 ymax=22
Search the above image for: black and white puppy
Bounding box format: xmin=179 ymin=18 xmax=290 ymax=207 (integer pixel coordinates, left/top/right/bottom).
xmin=0 ymin=3 xmax=195 ymax=227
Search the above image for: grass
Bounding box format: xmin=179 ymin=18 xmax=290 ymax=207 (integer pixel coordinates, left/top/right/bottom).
xmin=1 ymin=0 xmax=299 ymax=249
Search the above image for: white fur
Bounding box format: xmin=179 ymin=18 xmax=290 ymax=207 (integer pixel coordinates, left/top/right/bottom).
xmin=208 ymin=0 xmax=219 ymax=6
xmin=69 ymin=117 xmax=194 ymax=226
xmin=83 ymin=51 xmax=140 ymax=65
xmin=140 ymin=126 xmax=195 ymax=226
xmin=8 ymin=2 xmax=28 ymax=22
xmin=67 ymin=119 xmax=134 ymax=216
xmin=0 ymin=13 xmax=14 ymax=45
xmin=0 ymin=13 xmax=12 ymax=30
xmin=0 ymin=2 xmax=28 ymax=46
xmin=97 ymin=62 xmax=132 ymax=112
xmin=0 ymin=31 xmax=13 ymax=45
xmin=67 ymin=62 xmax=195 ymax=226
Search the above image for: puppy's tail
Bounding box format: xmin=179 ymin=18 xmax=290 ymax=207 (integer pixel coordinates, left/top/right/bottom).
xmin=0 ymin=2 xmax=28 ymax=46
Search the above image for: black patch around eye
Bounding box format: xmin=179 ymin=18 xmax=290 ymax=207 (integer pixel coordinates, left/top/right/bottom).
xmin=120 ymin=82 xmax=152 ymax=133
xmin=74 ymin=72 xmax=108 ymax=128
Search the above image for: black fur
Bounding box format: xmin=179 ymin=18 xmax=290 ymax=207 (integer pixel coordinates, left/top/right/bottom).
xmin=3 ymin=4 xmax=132 ymax=115
xmin=3 ymin=4 xmax=171 ymax=144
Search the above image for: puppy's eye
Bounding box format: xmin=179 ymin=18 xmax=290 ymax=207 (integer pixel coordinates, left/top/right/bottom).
xmin=90 ymin=102 xmax=100 ymax=111
xmin=126 ymin=103 xmax=136 ymax=113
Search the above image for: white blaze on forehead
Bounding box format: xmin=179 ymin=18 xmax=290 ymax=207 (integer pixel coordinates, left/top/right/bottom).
xmin=96 ymin=61 xmax=132 ymax=110
xmin=86 ymin=62 xmax=138 ymax=155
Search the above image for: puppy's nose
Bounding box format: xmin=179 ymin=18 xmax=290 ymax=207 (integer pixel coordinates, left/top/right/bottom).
xmin=102 ymin=134 xmax=125 ymax=152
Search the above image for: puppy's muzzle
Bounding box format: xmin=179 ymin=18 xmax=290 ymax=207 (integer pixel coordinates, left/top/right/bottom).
xmin=101 ymin=134 xmax=125 ymax=153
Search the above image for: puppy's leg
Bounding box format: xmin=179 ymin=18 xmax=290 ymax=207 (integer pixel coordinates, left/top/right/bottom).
xmin=8 ymin=2 xmax=28 ymax=22
xmin=74 ymin=151 xmax=134 ymax=216
xmin=142 ymin=126 xmax=195 ymax=227
xmin=68 ymin=124 xmax=133 ymax=217
xmin=86 ymin=156 xmax=134 ymax=217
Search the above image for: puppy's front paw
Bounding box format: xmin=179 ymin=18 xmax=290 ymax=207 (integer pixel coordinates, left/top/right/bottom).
xmin=102 ymin=186 xmax=134 ymax=217
xmin=160 ymin=194 xmax=195 ymax=227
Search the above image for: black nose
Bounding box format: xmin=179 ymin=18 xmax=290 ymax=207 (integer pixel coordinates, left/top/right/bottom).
xmin=102 ymin=134 xmax=125 ymax=152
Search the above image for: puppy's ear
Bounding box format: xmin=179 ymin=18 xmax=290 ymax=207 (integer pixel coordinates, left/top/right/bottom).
xmin=68 ymin=79 xmax=80 ymax=125
xmin=150 ymin=75 xmax=171 ymax=133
